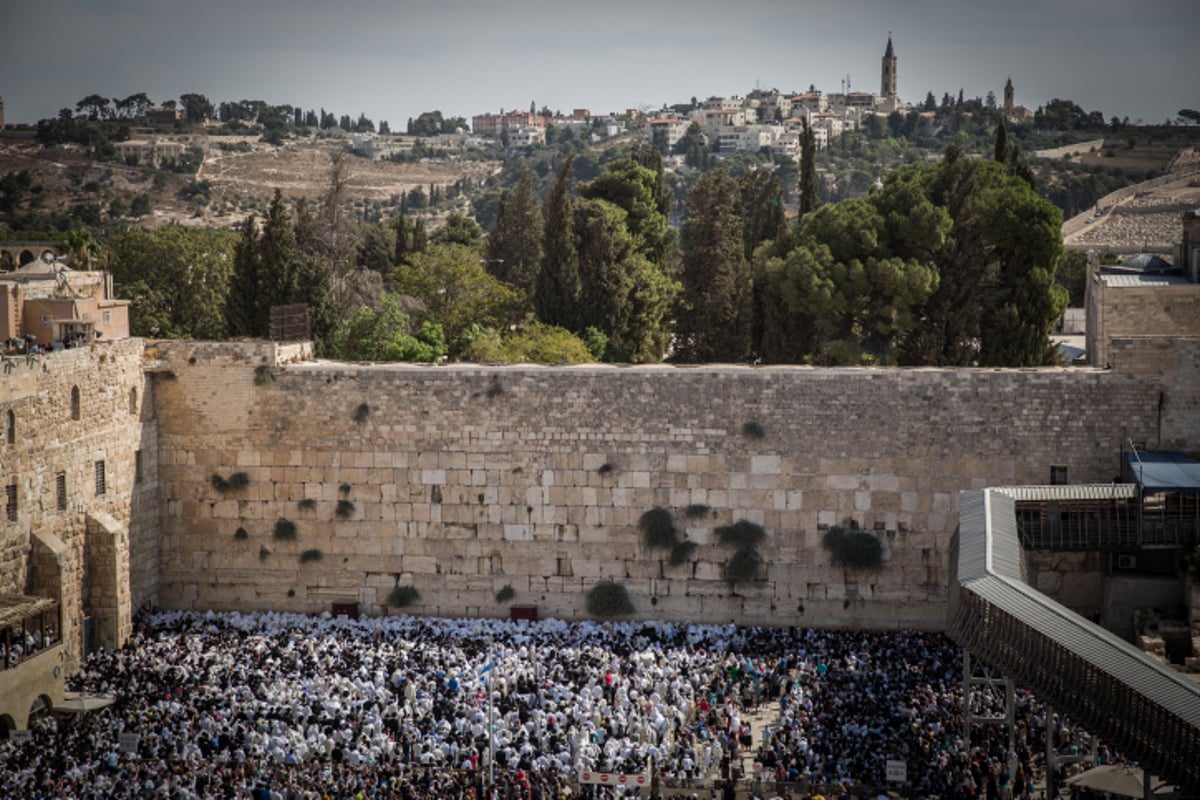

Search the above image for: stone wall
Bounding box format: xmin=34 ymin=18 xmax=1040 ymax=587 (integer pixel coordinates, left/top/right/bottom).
xmin=151 ymin=341 xmax=1176 ymax=631
xmin=0 ymin=339 xmax=156 ymax=669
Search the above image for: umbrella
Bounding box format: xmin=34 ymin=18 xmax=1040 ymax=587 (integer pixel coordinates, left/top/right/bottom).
xmin=53 ymin=692 xmax=115 ymax=714
xmin=1064 ymin=765 xmax=1176 ymax=799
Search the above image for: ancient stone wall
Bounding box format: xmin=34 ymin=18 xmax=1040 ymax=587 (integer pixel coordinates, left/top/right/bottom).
xmin=151 ymin=342 xmax=1170 ymax=631
xmin=0 ymin=339 xmax=156 ymax=668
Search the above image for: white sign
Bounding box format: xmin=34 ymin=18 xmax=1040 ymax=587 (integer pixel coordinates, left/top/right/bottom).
xmin=579 ymin=771 xmax=650 ymax=787
xmin=886 ymin=759 xmax=907 ymax=783
xmin=10 ymin=730 xmax=31 ymax=744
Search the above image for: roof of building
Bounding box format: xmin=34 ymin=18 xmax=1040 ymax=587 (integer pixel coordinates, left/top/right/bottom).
xmin=1125 ymin=450 xmax=1200 ymax=494
xmin=884 ymin=36 xmax=895 ymax=58
xmin=0 ymin=593 xmax=57 ymax=629
xmin=1099 ymin=271 xmax=1191 ymax=288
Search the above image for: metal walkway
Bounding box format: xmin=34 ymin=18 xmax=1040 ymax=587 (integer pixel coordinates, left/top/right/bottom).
xmin=948 ymin=487 xmax=1200 ymax=792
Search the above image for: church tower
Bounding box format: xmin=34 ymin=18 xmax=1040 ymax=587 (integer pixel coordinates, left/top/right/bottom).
xmin=1004 ymin=77 xmax=1014 ymax=112
xmin=881 ymin=34 xmax=897 ymax=98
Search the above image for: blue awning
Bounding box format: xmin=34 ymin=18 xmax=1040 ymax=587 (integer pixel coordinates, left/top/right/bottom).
xmin=1124 ymin=450 xmax=1200 ymax=494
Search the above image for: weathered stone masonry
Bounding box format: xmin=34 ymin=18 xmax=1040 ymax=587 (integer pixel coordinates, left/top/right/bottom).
xmin=150 ymin=341 xmax=1186 ymax=631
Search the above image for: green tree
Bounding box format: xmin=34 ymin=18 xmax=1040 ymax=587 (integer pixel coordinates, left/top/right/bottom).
xmin=331 ymin=293 xmax=446 ymax=362
xmin=462 ymin=322 xmax=595 ymax=364
xmin=390 ymin=244 xmax=525 ymax=358
xmin=580 ymin=153 xmax=673 ymax=268
xmin=430 ymin=212 xmax=483 ymax=251
xmin=993 ymin=118 xmax=1009 ymax=164
xmin=292 ymin=197 xmax=339 ymax=353
xmin=486 ymin=169 xmax=543 ymax=301
xmin=256 ymin=189 xmax=303 ymax=333
xmin=226 ymin=216 xmax=261 ymax=337
xmin=535 ymin=156 xmax=581 ymax=329
xmin=179 ymin=93 xmax=214 ymax=124
xmin=108 ymin=226 xmax=235 ymax=339
xmin=674 ymin=170 xmax=751 ymax=362
xmin=356 ymin=222 xmax=393 ymax=273
xmin=799 ymin=120 xmax=818 ymax=216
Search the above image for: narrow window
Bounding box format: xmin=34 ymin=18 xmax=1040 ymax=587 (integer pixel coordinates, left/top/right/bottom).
xmin=5 ymin=484 xmax=16 ymax=522
xmin=134 ymin=450 xmax=143 ymax=484
xmin=56 ymin=472 xmax=67 ymax=511
xmin=94 ymin=460 xmax=106 ymax=495
xmin=129 ymin=387 xmax=138 ymax=416
xmin=4 ymin=410 xmax=13 ymax=445
xmin=70 ymin=386 xmax=81 ymax=421
xmin=1050 ymin=465 xmax=1069 ymax=486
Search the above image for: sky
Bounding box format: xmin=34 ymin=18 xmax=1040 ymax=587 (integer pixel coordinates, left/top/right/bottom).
xmin=2 ymin=0 xmax=1194 ymax=128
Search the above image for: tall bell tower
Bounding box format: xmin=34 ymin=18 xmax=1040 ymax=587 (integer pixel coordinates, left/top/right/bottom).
xmin=1004 ymin=77 xmax=1014 ymax=112
xmin=881 ymin=34 xmax=897 ymax=99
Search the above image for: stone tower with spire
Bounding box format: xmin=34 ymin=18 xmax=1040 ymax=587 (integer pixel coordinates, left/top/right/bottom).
xmin=1004 ymin=77 xmax=1014 ymax=112
xmin=881 ymin=34 xmax=897 ymax=99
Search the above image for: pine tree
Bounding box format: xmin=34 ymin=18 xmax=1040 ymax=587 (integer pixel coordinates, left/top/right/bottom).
xmin=675 ymin=170 xmax=751 ymax=362
xmin=292 ymin=197 xmax=338 ymax=354
xmin=535 ymin=156 xmax=580 ymax=328
xmin=486 ymin=169 xmax=543 ymax=301
xmin=392 ymin=213 xmax=410 ymax=266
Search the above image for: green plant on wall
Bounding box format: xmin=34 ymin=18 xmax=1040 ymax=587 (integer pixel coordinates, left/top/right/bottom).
xmin=353 ymin=402 xmax=370 ymax=423
xmin=254 ymin=365 xmax=275 ymax=386
xmin=585 ymin=580 xmax=634 ymax=618
xmin=299 ymin=548 xmax=323 ymax=563
xmin=298 ymin=498 xmax=317 ymax=511
xmin=724 ymin=545 xmax=763 ymax=583
xmin=212 ymin=472 xmax=250 ymax=493
xmin=822 ymin=525 xmax=884 ymax=570
xmin=639 ymin=507 xmax=678 ymax=550
xmin=495 ymin=585 xmax=516 ymax=603
xmin=669 ymin=540 xmax=697 ymax=566
xmin=234 ymin=527 xmax=249 ymax=540
xmin=273 ymin=518 xmax=297 ymax=540
xmin=716 ymin=519 xmax=766 ymax=549
xmin=741 ymin=420 xmax=766 ymax=439
xmin=684 ymin=503 xmax=711 ymax=520
xmin=388 ymin=585 xmax=420 ymax=608
xmin=336 ymin=499 xmax=355 ymax=519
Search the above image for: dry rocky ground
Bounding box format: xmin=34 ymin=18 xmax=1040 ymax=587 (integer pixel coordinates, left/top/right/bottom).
xmin=1 ymin=134 xmax=502 ymax=231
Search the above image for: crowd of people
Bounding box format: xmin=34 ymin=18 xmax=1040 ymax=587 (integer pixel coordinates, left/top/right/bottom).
xmin=0 ymin=610 xmax=1113 ymax=799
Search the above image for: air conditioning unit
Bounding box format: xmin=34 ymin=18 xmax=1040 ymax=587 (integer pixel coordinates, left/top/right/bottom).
xmin=1116 ymin=554 xmax=1137 ymax=570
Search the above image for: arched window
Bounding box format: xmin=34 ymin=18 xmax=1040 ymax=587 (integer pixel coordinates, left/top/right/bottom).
xmin=129 ymin=387 xmax=138 ymax=416
xmin=4 ymin=410 xmax=12 ymax=445
xmin=70 ymin=386 xmax=81 ymax=421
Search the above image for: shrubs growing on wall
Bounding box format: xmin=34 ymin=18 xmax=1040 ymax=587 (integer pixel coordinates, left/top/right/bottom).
xmin=253 ymin=365 xmax=275 ymax=386
xmin=233 ymin=527 xmax=249 ymax=540
xmin=352 ymin=403 xmax=370 ymax=423
xmin=335 ymin=499 xmax=355 ymax=519
xmin=273 ymin=519 xmax=297 ymax=540
xmin=298 ymin=498 xmax=317 ymax=511
xmin=669 ymin=540 xmax=698 ymax=566
xmin=716 ymin=519 xmax=767 ymax=584
xmin=585 ymin=581 xmax=634 ymax=617
xmin=299 ymin=548 xmax=323 ymax=563
xmin=388 ymin=585 xmax=420 ymax=608
xmin=639 ymin=507 xmax=679 ymax=550
xmin=212 ymin=472 xmax=250 ymax=493
xmin=741 ymin=420 xmax=766 ymax=439
xmin=823 ymin=525 xmax=884 ymax=570
xmin=495 ymin=585 xmax=516 ymax=603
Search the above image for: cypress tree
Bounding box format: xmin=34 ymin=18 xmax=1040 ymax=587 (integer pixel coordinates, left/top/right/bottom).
xmin=799 ymin=119 xmax=818 ymax=217
xmin=675 ymin=170 xmax=751 ymax=362
xmin=534 ymin=155 xmax=580 ymax=328
xmin=486 ymin=169 xmax=543 ymax=301
xmin=257 ymin=189 xmax=302 ymax=334
xmin=994 ymin=118 xmax=1009 ymax=164
xmin=226 ymin=215 xmax=261 ymax=337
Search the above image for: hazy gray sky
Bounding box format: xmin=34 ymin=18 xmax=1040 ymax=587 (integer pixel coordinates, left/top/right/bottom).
xmin=2 ymin=0 xmax=1193 ymax=127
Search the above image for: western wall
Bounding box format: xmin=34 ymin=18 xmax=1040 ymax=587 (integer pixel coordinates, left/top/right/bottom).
xmin=147 ymin=337 xmax=1195 ymax=633
xmin=2 ymin=335 xmax=1196 ymax=676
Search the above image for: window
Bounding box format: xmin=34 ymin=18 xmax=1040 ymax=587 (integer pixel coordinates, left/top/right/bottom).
xmin=129 ymin=387 xmax=138 ymax=416
xmin=4 ymin=410 xmax=12 ymax=445
xmin=5 ymin=483 xmax=16 ymax=522
xmin=103 ymin=311 xmax=111 ymax=323
xmin=70 ymin=386 xmax=81 ymax=421
xmin=56 ymin=472 xmax=67 ymax=511
xmin=94 ymin=460 xmax=106 ymax=495
xmin=1050 ymin=465 xmax=1069 ymax=486
xmin=134 ymin=450 xmax=143 ymax=484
